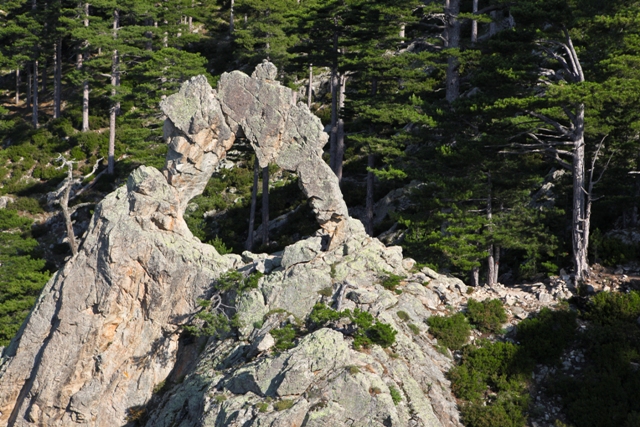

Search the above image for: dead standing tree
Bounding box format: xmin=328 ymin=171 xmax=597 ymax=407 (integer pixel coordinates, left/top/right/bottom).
xmin=501 ymin=27 xmax=610 ymax=282
xmin=50 ymin=155 xmax=103 ymax=255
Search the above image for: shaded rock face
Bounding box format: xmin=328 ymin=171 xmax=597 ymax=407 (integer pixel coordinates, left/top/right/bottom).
xmin=0 ymin=63 xmax=462 ymax=427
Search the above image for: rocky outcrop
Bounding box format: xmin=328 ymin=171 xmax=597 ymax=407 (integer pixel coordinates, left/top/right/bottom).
xmin=145 ymin=219 xmax=461 ymax=427
xmin=0 ymin=167 xmax=239 ymax=426
xmin=0 ymin=63 xmax=463 ymax=427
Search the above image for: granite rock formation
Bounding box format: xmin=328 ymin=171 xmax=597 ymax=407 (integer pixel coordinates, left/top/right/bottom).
xmin=0 ymin=63 xmax=462 ymax=427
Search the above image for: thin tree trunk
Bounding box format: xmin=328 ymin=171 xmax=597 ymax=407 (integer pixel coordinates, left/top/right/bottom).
xmin=27 ymin=66 xmax=32 ymax=110
xmin=32 ymin=60 xmax=38 ymax=128
xmin=229 ymin=0 xmax=235 ymax=33
xmin=307 ymin=63 xmax=313 ymax=108
xmin=472 ymin=0 xmax=478 ymax=44
xmin=15 ymin=68 xmax=20 ymax=105
xmin=80 ymin=3 xmax=89 ymax=131
xmin=493 ymin=246 xmax=500 ymax=284
xmin=572 ymin=103 xmax=588 ymax=281
xmin=487 ymin=173 xmax=495 ymax=285
xmin=261 ymin=166 xmax=269 ymax=247
xmin=108 ymin=10 xmax=119 ymax=175
xmin=471 ymin=266 xmax=480 ymax=287
xmin=41 ymin=59 xmax=47 ymax=96
xmin=54 ymin=39 xmax=62 ymax=119
xmin=334 ymin=73 xmax=347 ymax=180
xmin=445 ymin=0 xmax=460 ymax=103
xmin=329 ymin=28 xmax=339 ymax=172
xmin=399 ymin=24 xmax=405 ymax=39
xmin=365 ymin=154 xmax=375 ymax=236
xmin=245 ymin=159 xmax=259 ymax=251
xmin=61 ymin=167 xmax=78 ymax=256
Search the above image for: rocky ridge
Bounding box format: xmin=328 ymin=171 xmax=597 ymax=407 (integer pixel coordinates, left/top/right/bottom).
xmin=0 ymin=63 xmax=462 ymax=427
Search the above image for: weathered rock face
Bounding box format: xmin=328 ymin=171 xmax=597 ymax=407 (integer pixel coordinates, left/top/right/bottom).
xmin=0 ymin=167 xmax=239 ymax=426
xmin=0 ymin=63 xmax=463 ymax=427
xmin=143 ymin=219 xmax=464 ymax=427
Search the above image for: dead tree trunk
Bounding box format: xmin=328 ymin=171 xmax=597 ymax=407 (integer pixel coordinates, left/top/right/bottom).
xmin=261 ymin=166 xmax=269 ymax=247
xmin=52 ymin=155 xmax=102 ymax=256
xmin=245 ymin=159 xmax=260 ymax=251
xmin=471 ymin=0 xmax=478 ymax=44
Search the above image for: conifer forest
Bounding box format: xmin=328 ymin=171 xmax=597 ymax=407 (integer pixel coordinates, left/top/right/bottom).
xmin=1 ymin=1 xmax=640 ymax=426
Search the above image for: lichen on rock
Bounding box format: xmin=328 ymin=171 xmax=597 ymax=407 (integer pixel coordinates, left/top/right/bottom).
xmin=0 ymin=62 xmax=463 ymax=427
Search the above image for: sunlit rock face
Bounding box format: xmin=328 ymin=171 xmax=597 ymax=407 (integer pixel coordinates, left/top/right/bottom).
xmin=0 ymin=63 xmax=462 ymax=427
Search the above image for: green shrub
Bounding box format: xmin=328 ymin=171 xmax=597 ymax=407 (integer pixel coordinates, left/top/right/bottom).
xmin=209 ymin=236 xmax=232 ymax=255
xmin=7 ymin=197 xmax=43 ymax=214
xmin=308 ymin=303 xmax=397 ymax=349
xmin=273 ymin=399 xmax=295 ymax=411
xmin=318 ymin=286 xmax=333 ymax=297
xmin=396 ymin=310 xmax=411 ymax=321
xmin=585 ymin=291 xmax=640 ymax=325
xmin=308 ymin=303 xmax=342 ymax=329
xmin=347 ymin=365 xmax=360 ymax=375
xmin=389 ymin=386 xmax=402 ymax=405
xmin=466 ymin=298 xmax=507 ymax=333
xmin=360 ymin=321 xmax=397 ymax=349
xmin=426 ymin=313 xmax=471 ymax=350
xmin=258 ymin=402 xmax=269 ymax=412
xmin=448 ymin=341 xmax=530 ymax=402
xmin=381 ymin=274 xmax=404 ymax=291
xmin=70 ymin=146 xmax=87 ymax=161
xmin=271 ymin=324 xmax=298 ymax=351
xmin=408 ymin=323 xmax=421 ymax=335
xmin=516 ymin=307 xmax=576 ymax=365
xmin=461 ymin=397 xmax=528 ymax=427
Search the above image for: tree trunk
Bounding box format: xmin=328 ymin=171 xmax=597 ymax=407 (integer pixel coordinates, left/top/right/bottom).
xmin=365 ymin=154 xmax=375 ymax=236
xmin=53 ymin=39 xmax=62 ymax=119
xmin=229 ymin=0 xmax=234 ymax=33
xmin=32 ymin=60 xmax=38 ymax=128
xmin=108 ymin=10 xmax=119 ymax=175
xmin=79 ymin=2 xmax=90 ymax=133
xmin=334 ymin=73 xmax=347 ymax=180
xmin=493 ymin=246 xmax=500 ymax=284
xmin=261 ymin=166 xmax=269 ymax=247
xmin=471 ymin=266 xmax=480 ymax=287
xmin=27 ymin=66 xmax=31 ymax=110
xmin=61 ymin=169 xmax=78 ymax=256
xmin=15 ymin=68 xmax=20 ymax=105
xmin=245 ymin=159 xmax=259 ymax=251
xmin=307 ymin=63 xmax=313 ymax=109
xmin=399 ymin=24 xmax=405 ymax=39
xmin=80 ymin=2 xmax=89 ymax=130
xmin=471 ymin=0 xmax=478 ymax=44
xmin=487 ymin=172 xmax=495 ymax=285
xmin=108 ymin=50 xmax=118 ymax=175
xmin=572 ymin=103 xmax=589 ymax=282
xmin=445 ymin=0 xmax=461 ymax=103
xmin=41 ymin=59 xmax=47 ymax=96
xmin=329 ymin=28 xmax=339 ymax=172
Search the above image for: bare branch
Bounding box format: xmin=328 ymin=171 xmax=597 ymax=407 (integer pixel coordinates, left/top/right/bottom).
xmin=526 ymin=110 xmax=570 ymax=134
xmin=562 ymin=26 xmax=584 ymax=83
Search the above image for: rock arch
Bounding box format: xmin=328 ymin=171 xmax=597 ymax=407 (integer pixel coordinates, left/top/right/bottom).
xmin=160 ymin=61 xmax=349 ymax=237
